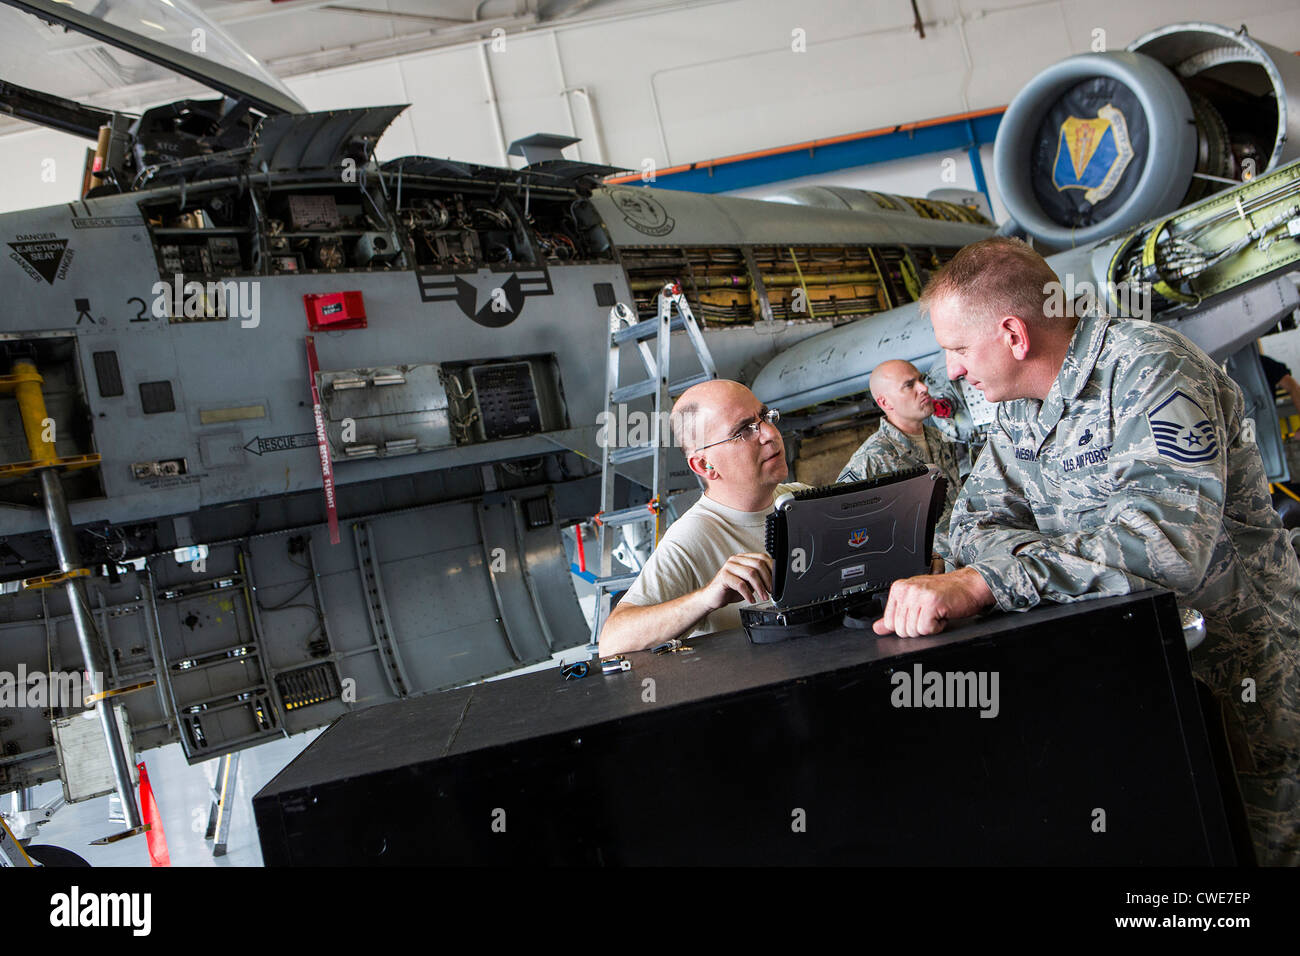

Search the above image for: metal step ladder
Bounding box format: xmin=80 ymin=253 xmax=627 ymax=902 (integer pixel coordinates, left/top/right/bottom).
xmin=589 ymin=282 xmax=717 ymax=645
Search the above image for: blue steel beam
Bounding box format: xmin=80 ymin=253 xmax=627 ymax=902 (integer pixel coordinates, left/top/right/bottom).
xmin=624 ymin=110 xmax=1004 ymax=194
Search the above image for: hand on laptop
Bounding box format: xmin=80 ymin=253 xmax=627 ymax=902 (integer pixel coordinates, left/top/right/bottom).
xmin=872 ymin=567 xmax=995 ymax=638
xmin=703 ymin=552 xmax=773 ymax=609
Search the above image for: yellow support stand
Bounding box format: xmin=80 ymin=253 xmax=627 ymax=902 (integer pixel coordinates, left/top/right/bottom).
xmin=0 ymin=454 xmax=100 ymax=479
xmin=83 ymin=679 xmax=157 ymax=708
xmin=21 ymin=567 xmax=90 ymax=590
xmin=2 ymin=359 xmax=141 ymax=831
xmin=0 ymin=361 xmax=101 ymax=477
xmin=0 ymin=361 xmax=55 ymax=464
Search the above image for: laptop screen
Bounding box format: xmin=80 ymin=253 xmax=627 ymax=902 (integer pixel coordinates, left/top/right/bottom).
xmin=766 ymin=465 xmax=947 ymax=609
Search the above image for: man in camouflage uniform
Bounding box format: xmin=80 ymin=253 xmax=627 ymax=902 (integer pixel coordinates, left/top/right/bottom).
xmin=872 ymin=236 xmax=1300 ymax=866
xmin=838 ymin=359 xmax=963 ymax=564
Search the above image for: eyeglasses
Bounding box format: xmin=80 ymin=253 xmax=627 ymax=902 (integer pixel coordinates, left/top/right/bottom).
xmin=694 ymin=407 xmax=780 ymax=453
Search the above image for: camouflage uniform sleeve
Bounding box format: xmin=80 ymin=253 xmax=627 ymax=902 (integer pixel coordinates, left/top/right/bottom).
xmin=947 ymin=415 xmax=1053 ymax=606
xmin=837 ymin=439 xmax=893 ymax=483
xmin=932 ymin=434 xmax=964 ymax=563
xmin=952 ymin=350 xmax=1231 ymax=613
xmin=837 ymin=443 xmax=872 ymax=483
xmin=932 ymin=524 xmax=951 ymax=565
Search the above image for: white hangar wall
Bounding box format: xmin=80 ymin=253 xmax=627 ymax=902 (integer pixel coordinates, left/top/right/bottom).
xmin=0 ymin=0 xmax=1297 ymax=216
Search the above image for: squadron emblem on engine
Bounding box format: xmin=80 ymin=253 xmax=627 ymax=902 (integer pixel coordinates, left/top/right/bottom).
xmin=1052 ymin=104 xmax=1134 ymax=204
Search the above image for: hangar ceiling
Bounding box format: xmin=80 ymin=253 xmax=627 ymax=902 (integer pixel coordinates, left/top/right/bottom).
xmin=0 ymin=0 xmax=709 ymax=133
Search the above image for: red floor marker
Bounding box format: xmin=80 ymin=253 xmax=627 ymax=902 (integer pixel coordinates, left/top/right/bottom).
xmin=138 ymin=761 xmax=171 ymax=867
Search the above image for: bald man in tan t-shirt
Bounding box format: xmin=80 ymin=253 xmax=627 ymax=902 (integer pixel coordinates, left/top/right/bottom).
xmin=600 ymin=380 xmax=807 ymax=655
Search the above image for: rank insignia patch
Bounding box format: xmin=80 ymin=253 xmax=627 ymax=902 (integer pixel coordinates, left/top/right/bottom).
xmin=1146 ymin=390 xmax=1218 ymax=463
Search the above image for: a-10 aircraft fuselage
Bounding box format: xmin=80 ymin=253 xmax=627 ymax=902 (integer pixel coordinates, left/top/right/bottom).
xmin=0 ymin=135 xmax=994 ymax=794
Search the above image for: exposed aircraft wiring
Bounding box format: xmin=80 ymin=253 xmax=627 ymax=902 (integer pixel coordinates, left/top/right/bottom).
xmin=501 ymin=458 xmax=545 ymax=477
xmin=535 ymin=230 xmax=576 ymax=260
xmin=257 ymin=586 xmax=313 ymax=612
xmin=1153 ymin=204 xmax=1300 ymax=279
xmin=1178 ymin=180 xmax=1298 ymax=244
xmin=1124 ymin=172 xmax=1300 ymax=295
xmin=537 ymin=433 xmax=599 ymax=465
xmin=357 ymin=166 xmax=377 ymax=228
xmin=445 ymin=372 xmax=482 ymax=440
xmin=473 ymin=206 xmax=512 ymax=229
xmin=452 ymin=409 xmax=480 ymax=440
xmin=446 ymin=372 xmax=473 ymax=402
xmin=85 ymin=525 xmax=129 ymax=563
xmin=370 ymin=145 xmax=390 ymax=200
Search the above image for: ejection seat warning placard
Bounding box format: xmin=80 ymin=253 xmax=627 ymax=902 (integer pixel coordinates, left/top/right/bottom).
xmin=9 ymin=233 xmax=73 ymax=284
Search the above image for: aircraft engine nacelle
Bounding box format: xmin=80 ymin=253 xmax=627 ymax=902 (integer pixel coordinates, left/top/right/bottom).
xmin=994 ymin=22 xmax=1300 ymax=249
